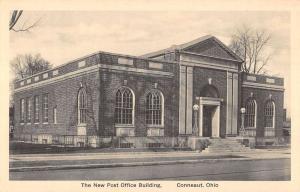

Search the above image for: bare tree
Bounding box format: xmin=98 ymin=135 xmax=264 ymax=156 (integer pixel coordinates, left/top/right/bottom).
xmin=10 ymin=54 xmax=52 ymax=79
xmin=229 ymin=26 xmax=272 ymax=74
xmin=9 ymin=54 xmax=52 ymax=107
xmin=9 ymin=10 xmax=40 ymax=32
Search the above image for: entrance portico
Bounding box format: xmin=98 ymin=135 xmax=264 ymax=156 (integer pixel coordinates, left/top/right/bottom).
xmin=198 ymin=97 xmax=223 ymax=138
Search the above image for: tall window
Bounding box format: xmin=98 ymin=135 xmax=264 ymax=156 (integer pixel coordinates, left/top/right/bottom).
xmin=26 ymin=97 xmax=31 ymax=123
xmin=20 ymin=98 xmax=25 ymax=123
xmin=264 ymin=100 xmax=275 ymax=128
xmin=42 ymin=94 xmax=48 ymax=123
xmin=78 ymin=88 xmax=87 ymax=124
xmin=245 ymin=99 xmax=256 ymax=128
xmin=115 ymin=87 xmax=134 ymax=125
xmin=146 ymin=91 xmax=163 ymax=125
xmin=34 ymin=96 xmax=39 ymax=123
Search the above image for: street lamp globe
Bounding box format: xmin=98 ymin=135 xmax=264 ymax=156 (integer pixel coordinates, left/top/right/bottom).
xmin=240 ymin=107 xmax=246 ymax=114
xmin=193 ymin=104 xmax=199 ymax=111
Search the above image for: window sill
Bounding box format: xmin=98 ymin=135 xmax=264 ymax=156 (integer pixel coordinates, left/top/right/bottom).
xmin=115 ymin=124 xmax=134 ymax=128
xmin=147 ymin=125 xmax=164 ymax=128
xmin=43 ymin=122 xmax=49 ymax=124
xmin=245 ymin=127 xmax=256 ymax=129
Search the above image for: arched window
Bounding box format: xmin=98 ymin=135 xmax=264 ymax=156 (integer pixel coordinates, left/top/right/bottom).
xmin=146 ymin=90 xmax=164 ymax=125
xmin=115 ymin=87 xmax=134 ymax=125
xmin=264 ymin=100 xmax=275 ymax=128
xmin=78 ymin=88 xmax=87 ymax=124
xmin=245 ymin=99 xmax=256 ymax=128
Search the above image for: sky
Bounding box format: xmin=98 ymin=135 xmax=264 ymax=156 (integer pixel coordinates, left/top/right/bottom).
xmin=9 ymin=11 xmax=291 ymax=116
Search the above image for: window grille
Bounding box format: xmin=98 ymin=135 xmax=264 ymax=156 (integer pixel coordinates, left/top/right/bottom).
xmin=34 ymin=96 xmax=39 ymax=122
xmin=115 ymin=87 xmax=134 ymax=124
xmin=26 ymin=97 xmax=31 ymax=122
xmin=20 ymin=98 xmax=25 ymax=123
xmin=146 ymin=91 xmax=163 ymax=125
xmin=78 ymin=89 xmax=87 ymax=124
xmin=245 ymin=99 xmax=256 ymax=128
xmin=264 ymin=100 xmax=275 ymax=128
xmin=42 ymin=94 xmax=48 ymax=123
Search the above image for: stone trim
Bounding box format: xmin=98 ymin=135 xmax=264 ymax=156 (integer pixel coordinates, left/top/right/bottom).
xmin=199 ymin=97 xmax=223 ymax=105
xmin=247 ymin=75 xmax=256 ymax=81
xmin=34 ymin=76 xmax=40 ymax=82
xmin=266 ymin=78 xmax=275 ymax=84
xmin=180 ymin=60 xmax=238 ymax=72
xmin=198 ymin=97 xmax=222 ymax=137
xmin=15 ymin=51 xmax=177 ymax=84
xmin=149 ymin=62 xmax=163 ymax=69
xmin=78 ymin=60 xmax=86 ymax=68
xmin=14 ymin=64 xmax=174 ymax=93
xmin=98 ymin=63 xmax=173 ymax=77
xmin=14 ymin=65 xmax=99 ymax=93
xmin=52 ymin=70 xmax=59 ymax=76
xmin=181 ymin=51 xmax=242 ymax=63
xmin=116 ymin=127 xmax=135 ymax=136
xmin=42 ymin=73 xmax=48 ymax=79
xmin=242 ymin=81 xmax=284 ymax=91
xmin=118 ymin=57 xmax=134 ymax=65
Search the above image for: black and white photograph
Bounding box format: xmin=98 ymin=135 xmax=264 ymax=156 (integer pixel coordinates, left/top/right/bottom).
xmin=1 ymin=0 xmax=300 ymax=191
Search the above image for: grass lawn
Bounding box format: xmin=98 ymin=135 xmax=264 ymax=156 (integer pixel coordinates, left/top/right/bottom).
xmin=9 ymin=141 xmax=193 ymax=154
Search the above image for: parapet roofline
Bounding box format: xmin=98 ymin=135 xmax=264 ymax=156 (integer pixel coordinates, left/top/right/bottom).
xmin=15 ymin=50 xmax=178 ymax=83
xmin=141 ymin=35 xmax=243 ymax=63
xmin=242 ymin=72 xmax=284 ymax=80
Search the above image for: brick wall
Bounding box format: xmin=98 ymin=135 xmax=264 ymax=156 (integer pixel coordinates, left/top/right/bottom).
xmin=99 ymin=69 xmax=179 ymax=137
xmin=14 ymin=71 xmax=100 ymax=137
xmin=242 ymin=87 xmax=284 ymax=137
xmin=13 ymin=51 xmax=178 ymax=138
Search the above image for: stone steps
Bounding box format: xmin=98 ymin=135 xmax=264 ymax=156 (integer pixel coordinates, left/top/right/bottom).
xmin=202 ymin=138 xmax=251 ymax=153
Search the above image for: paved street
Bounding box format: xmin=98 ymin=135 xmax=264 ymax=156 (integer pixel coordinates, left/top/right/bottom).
xmin=10 ymin=158 xmax=290 ymax=180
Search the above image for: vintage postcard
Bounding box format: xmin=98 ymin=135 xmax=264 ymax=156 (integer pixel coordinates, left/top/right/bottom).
xmin=1 ymin=0 xmax=299 ymax=191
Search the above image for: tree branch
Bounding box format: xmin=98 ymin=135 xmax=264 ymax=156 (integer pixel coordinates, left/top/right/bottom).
xmin=9 ymin=10 xmax=23 ymax=30
xmin=11 ymin=17 xmax=41 ymax=32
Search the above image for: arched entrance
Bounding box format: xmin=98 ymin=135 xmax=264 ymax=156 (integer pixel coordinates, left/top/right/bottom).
xmin=198 ymin=85 xmax=223 ymax=138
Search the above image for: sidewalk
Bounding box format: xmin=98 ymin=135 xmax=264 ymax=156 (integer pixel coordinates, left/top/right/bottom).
xmin=10 ymin=148 xmax=290 ymax=172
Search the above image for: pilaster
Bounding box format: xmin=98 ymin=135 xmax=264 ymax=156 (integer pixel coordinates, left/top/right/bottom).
xmin=186 ymin=66 xmax=193 ymax=134
xmin=179 ymin=65 xmax=187 ymax=135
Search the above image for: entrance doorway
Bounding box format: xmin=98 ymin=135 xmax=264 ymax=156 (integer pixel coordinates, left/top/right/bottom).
xmin=203 ymin=106 xmax=214 ymax=137
xmin=198 ymin=97 xmax=223 ymax=138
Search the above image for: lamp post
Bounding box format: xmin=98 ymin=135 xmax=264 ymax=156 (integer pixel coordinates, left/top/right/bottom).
xmin=240 ymin=107 xmax=246 ymax=137
xmin=193 ymin=104 xmax=199 ymax=136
